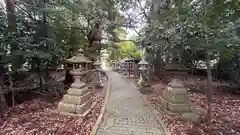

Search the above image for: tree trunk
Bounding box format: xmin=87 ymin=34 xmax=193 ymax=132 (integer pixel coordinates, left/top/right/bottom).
xmin=5 ymin=0 xmax=16 ymax=32
xmin=0 ymin=93 xmax=6 ymax=123
xmin=5 ymin=0 xmax=20 ymax=73
xmin=153 ymin=51 xmax=164 ymax=77
xmin=8 ymin=74 xmax=14 ymax=107
xmin=191 ymin=61 xmax=199 ymax=76
xmin=69 ymin=0 xmax=78 ymax=55
xmin=0 ymin=68 xmax=7 ymax=122
xmin=39 ymin=68 xmax=45 ymax=90
xmin=206 ymin=54 xmax=213 ymax=125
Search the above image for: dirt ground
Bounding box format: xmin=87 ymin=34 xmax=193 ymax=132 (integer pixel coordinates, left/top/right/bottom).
xmin=0 ymin=82 xmax=105 ymax=135
xmin=148 ymin=77 xmax=240 ymax=135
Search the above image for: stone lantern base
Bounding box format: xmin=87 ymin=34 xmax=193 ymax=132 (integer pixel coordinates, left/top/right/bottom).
xmin=137 ymin=68 xmax=150 ymax=90
xmin=58 ymin=75 xmax=93 ymax=117
xmin=94 ymin=81 xmax=103 ymax=89
xmin=137 ymin=80 xmax=150 ymax=88
xmin=93 ymin=60 xmax=103 ymax=89
xmin=158 ymin=78 xmax=191 ymax=113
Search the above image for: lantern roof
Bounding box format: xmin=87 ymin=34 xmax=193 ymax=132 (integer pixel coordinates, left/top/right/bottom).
xmin=138 ymin=59 xmax=148 ymax=65
xmin=120 ymin=60 xmax=125 ymax=63
xmin=93 ymin=59 xmax=101 ymax=65
xmin=64 ymin=53 xmax=92 ymax=64
xmin=77 ymin=48 xmax=84 ymax=53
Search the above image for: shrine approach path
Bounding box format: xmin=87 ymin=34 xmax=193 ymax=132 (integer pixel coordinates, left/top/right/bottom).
xmin=96 ymin=71 xmax=168 ymax=135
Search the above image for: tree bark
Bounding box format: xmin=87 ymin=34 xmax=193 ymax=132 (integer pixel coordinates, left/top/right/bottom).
xmin=153 ymin=51 xmax=164 ymax=77
xmin=0 ymin=93 xmax=6 ymax=123
xmin=206 ymin=54 xmax=213 ymax=124
xmin=5 ymin=0 xmax=19 ymax=73
xmin=5 ymin=0 xmax=15 ymax=45
xmin=8 ymin=74 xmax=14 ymax=107
xmin=5 ymin=0 xmax=16 ymax=32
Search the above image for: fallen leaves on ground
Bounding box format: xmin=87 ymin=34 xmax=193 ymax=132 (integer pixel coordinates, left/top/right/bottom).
xmin=149 ymin=77 xmax=240 ymax=135
xmin=0 ymin=88 xmax=105 ymax=135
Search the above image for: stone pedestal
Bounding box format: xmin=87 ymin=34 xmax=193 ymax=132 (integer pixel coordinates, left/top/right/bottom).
xmin=137 ymin=69 xmax=150 ymax=88
xmin=158 ymin=78 xmax=191 ymax=113
xmin=58 ymin=70 xmax=93 ymax=117
xmin=137 ymin=59 xmax=150 ymax=89
xmin=164 ymin=63 xmax=189 ymax=80
xmin=93 ymin=60 xmax=103 ymax=88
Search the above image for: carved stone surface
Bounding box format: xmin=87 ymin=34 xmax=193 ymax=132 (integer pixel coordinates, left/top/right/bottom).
xmin=64 ymin=53 xmax=92 ymax=64
xmin=164 ymin=63 xmax=189 ymax=77
xmin=137 ymin=70 xmax=150 ymax=89
xmin=58 ymin=69 xmax=93 ymax=117
xmin=62 ymin=92 xmax=92 ymax=105
xmin=67 ymin=87 xmax=90 ymax=96
xmin=158 ymin=78 xmax=191 ymax=113
xmin=138 ymin=59 xmax=150 ymax=89
xmin=93 ymin=60 xmax=103 ymax=88
xmin=75 ymin=98 xmax=93 ymax=114
xmin=71 ymin=82 xmax=86 ymax=89
xmin=58 ymin=102 xmax=76 ymax=113
xmin=182 ymin=112 xmax=200 ymax=123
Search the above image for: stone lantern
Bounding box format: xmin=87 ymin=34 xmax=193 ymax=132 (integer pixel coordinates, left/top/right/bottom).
xmin=158 ymin=78 xmax=191 ymax=113
xmin=112 ymin=61 xmax=116 ymax=70
xmin=137 ymin=59 xmax=150 ymax=88
xmin=158 ymin=58 xmax=193 ymax=113
xmin=93 ymin=59 xmax=101 ymax=70
xmin=64 ymin=52 xmax=92 ymax=70
xmin=93 ymin=59 xmax=103 ymax=88
xmin=58 ymin=53 xmax=93 ymax=117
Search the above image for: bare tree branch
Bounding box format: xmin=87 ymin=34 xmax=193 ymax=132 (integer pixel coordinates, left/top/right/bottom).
xmin=136 ymin=0 xmax=151 ymax=23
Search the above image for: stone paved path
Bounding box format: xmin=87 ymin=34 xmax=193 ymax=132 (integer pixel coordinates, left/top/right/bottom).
xmin=96 ymin=71 xmax=167 ymax=135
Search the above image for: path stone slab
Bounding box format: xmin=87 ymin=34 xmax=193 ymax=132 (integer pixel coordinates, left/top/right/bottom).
xmin=96 ymin=71 xmax=167 ymax=135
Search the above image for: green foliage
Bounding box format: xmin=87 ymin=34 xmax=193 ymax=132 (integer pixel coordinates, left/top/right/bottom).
xmin=1 ymin=0 xmax=238 ymax=75
xmin=106 ymin=41 xmax=140 ymax=62
xmin=0 ymin=0 xmax=134 ymax=74
xmin=136 ymin=0 xmax=240 ymax=66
